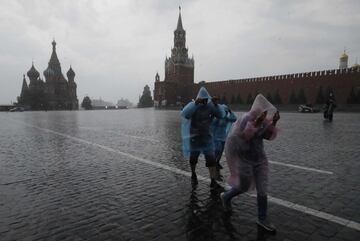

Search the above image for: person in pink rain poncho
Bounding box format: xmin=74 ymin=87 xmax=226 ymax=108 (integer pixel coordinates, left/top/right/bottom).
xmin=220 ymin=94 xmax=280 ymax=232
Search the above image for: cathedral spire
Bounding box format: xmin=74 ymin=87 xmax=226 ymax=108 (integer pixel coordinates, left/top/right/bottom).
xmin=20 ymin=74 xmax=28 ymax=98
xmin=48 ymin=39 xmax=62 ymax=74
xmin=22 ymin=74 xmax=28 ymax=88
xmin=67 ymin=65 xmax=75 ymax=81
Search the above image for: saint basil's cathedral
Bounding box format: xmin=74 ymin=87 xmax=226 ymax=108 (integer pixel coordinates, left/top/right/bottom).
xmin=18 ymin=40 xmax=78 ymax=110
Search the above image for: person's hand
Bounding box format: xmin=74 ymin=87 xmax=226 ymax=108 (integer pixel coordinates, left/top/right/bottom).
xmin=212 ymin=96 xmax=219 ymax=106
xmin=272 ymin=111 xmax=280 ymax=126
xmin=255 ymin=111 xmax=267 ymax=127
xmin=273 ymin=111 xmax=280 ymax=122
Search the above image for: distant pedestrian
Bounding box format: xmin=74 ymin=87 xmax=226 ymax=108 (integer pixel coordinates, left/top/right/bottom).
xmin=211 ymin=102 xmax=237 ymax=179
xmin=181 ymin=87 xmax=225 ymax=189
xmin=220 ymin=94 xmax=280 ymax=232
xmin=323 ymin=92 xmax=336 ymax=121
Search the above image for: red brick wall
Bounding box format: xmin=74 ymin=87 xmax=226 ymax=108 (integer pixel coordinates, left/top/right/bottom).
xmin=201 ymin=68 xmax=360 ymax=105
xmin=155 ymin=67 xmax=360 ymax=106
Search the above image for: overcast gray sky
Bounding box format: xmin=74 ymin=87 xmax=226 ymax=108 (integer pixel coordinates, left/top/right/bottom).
xmin=0 ymin=0 xmax=359 ymax=105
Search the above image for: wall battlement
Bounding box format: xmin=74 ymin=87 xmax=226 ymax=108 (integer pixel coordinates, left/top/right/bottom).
xmin=201 ymin=67 xmax=360 ymax=105
xmin=205 ymin=67 xmax=360 ymax=86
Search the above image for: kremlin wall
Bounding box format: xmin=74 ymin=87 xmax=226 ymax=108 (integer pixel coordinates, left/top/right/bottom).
xmin=200 ymin=64 xmax=360 ymax=106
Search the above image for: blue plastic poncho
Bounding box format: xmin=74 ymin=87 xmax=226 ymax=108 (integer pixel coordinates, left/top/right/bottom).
xmin=181 ymin=87 xmax=225 ymax=160
xmin=212 ymin=104 xmax=237 ymax=142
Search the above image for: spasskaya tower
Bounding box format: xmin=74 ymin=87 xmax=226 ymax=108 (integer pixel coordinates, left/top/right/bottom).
xmin=153 ymin=7 xmax=194 ymax=107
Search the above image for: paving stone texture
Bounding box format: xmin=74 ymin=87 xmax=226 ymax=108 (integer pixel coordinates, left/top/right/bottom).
xmin=0 ymin=110 xmax=359 ymax=241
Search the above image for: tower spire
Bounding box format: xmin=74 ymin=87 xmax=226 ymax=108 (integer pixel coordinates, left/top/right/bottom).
xmin=170 ymin=7 xmax=192 ymax=64
xmin=52 ymin=38 xmax=56 ymax=51
xmin=339 ymin=48 xmax=349 ymax=69
xmin=177 ymin=6 xmax=183 ymax=30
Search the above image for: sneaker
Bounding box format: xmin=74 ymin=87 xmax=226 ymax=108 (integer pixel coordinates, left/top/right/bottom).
xmin=220 ymin=192 xmax=232 ymax=212
xmin=257 ymin=219 xmax=276 ymax=233
xmin=191 ymin=173 xmax=198 ymax=185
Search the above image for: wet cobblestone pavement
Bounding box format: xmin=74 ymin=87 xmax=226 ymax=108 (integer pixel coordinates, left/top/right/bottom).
xmin=0 ymin=109 xmax=359 ymax=241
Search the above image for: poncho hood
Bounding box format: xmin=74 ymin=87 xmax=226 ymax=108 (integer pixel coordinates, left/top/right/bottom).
xmin=249 ymin=94 xmax=277 ymax=118
xmin=196 ymin=87 xmax=211 ymax=100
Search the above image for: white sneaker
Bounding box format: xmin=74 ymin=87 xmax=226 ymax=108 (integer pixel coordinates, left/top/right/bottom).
xmin=257 ymin=219 xmax=276 ymax=233
xmin=220 ymin=192 xmax=232 ymax=212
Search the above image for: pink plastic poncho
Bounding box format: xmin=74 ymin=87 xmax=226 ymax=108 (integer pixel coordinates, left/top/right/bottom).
xmin=224 ymin=94 xmax=279 ymax=190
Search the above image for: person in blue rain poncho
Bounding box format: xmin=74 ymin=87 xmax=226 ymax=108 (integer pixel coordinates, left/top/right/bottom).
xmin=211 ymin=102 xmax=237 ymax=179
xmin=181 ymin=87 xmax=225 ymax=188
xmin=220 ymin=94 xmax=280 ymax=233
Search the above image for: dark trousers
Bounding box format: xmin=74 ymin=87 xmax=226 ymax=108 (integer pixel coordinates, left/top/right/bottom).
xmin=189 ymin=151 xmax=216 ymax=167
xmin=223 ymin=187 xmax=267 ymax=221
xmin=215 ymin=141 xmax=225 ymax=166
